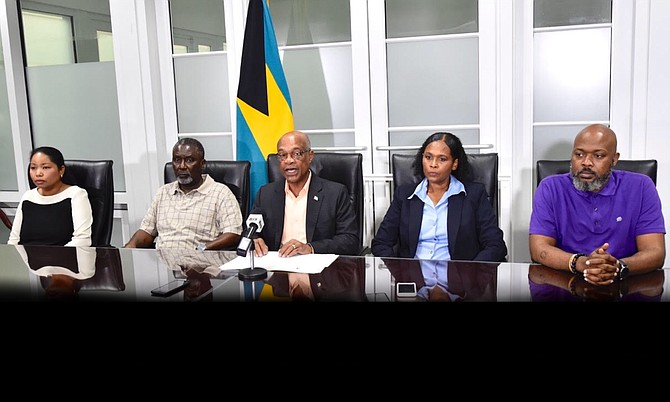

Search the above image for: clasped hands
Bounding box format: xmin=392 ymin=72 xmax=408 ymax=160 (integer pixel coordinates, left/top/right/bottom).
xmin=580 ymin=242 xmax=622 ymax=286
xmin=252 ymin=237 xmax=311 ymax=257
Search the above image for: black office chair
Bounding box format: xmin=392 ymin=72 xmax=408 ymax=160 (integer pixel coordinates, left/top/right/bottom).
xmin=536 ymin=159 xmax=658 ymax=186
xmin=391 ymin=153 xmax=499 ymax=220
xmin=28 ymin=160 xmax=115 ymax=247
xmin=267 ymin=152 xmax=366 ymax=255
xmin=164 ymin=160 xmax=251 ymax=219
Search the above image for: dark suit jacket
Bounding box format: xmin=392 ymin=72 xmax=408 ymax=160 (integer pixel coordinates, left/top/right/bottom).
xmin=250 ymin=173 xmax=359 ymax=255
xmin=371 ymin=181 xmax=507 ymax=261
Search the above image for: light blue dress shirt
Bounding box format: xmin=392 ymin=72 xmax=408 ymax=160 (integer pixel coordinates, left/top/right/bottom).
xmin=410 ymin=176 xmax=466 ymax=261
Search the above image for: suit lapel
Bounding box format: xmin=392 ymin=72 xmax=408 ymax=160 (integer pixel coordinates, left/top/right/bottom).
xmin=447 ymin=194 xmax=463 ymax=252
xmin=306 ymin=176 xmax=323 ymax=242
xmin=408 ymin=197 xmax=423 ymax=257
xmin=272 ymin=181 xmax=287 ymax=247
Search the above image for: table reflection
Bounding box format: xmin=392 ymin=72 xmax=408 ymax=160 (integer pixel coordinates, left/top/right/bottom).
xmin=383 ymin=259 xmax=499 ymax=302
xmin=241 ymin=256 xmax=367 ymax=302
xmin=528 ymin=264 xmax=665 ymax=302
xmin=157 ymin=249 xmax=237 ymax=301
xmin=15 ymin=245 xmax=124 ymax=300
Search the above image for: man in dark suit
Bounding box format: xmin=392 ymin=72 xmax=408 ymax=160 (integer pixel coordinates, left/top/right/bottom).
xmin=250 ymin=131 xmax=359 ymax=256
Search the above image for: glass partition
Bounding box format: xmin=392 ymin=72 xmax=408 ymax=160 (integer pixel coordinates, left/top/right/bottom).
xmin=20 ymin=0 xmax=125 ymax=191
xmin=0 ymin=32 xmax=18 ymax=191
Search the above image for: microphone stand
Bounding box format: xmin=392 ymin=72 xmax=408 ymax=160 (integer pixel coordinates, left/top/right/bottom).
xmin=238 ymin=241 xmax=268 ymax=281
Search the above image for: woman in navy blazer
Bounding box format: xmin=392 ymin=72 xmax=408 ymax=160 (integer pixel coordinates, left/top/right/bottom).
xmin=371 ymin=132 xmax=507 ymax=262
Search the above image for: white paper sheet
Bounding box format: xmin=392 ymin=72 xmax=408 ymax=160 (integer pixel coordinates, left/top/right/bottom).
xmin=219 ymin=251 xmax=339 ymax=274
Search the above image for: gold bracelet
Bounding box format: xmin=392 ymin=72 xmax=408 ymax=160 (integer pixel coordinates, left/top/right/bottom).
xmin=568 ymin=275 xmax=577 ymax=296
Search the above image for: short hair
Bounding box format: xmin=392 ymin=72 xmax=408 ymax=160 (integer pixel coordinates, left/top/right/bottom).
xmin=413 ymin=132 xmax=472 ymax=182
xmin=31 ymin=146 xmax=65 ymax=168
xmin=174 ymin=137 xmax=205 ymax=159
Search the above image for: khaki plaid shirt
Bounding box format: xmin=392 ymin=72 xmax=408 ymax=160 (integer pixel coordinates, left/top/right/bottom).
xmin=140 ymin=175 xmax=242 ymax=249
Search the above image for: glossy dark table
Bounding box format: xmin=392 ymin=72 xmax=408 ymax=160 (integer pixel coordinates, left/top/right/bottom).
xmin=0 ymin=244 xmax=667 ymax=302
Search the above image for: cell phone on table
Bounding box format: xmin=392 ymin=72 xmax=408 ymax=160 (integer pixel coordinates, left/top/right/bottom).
xmin=396 ymin=282 xmax=417 ymax=298
xmin=151 ymin=279 xmax=191 ymax=297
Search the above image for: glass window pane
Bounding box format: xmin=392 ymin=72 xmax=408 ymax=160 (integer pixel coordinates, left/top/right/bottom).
xmin=390 ymin=129 xmax=480 ymax=148
xmin=270 ymin=0 xmax=351 ymax=46
xmin=307 ymin=132 xmax=355 ymax=148
xmin=22 ymin=10 xmax=74 ymax=66
xmin=283 ymin=46 xmax=353 ymax=131
xmin=27 ymin=62 xmax=125 ymax=186
xmin=535 ymin=0 xmax=611 ymax=28
xmin=534 ymin=28 xmax=611 ymax=122
xmin=533 ymin=125 xmax=585 ymax=162
xmin=193 ymin=136 xmax=233 ymax=161
xmin=173 ymin=54 xmax=230 ymax=133
xmin=0 ymin=36 xmax=18 ymax=191
xmin=170 ymin=0 xmax=225 ymax=53
xmin=21 ymin=0 xmax=125 ymax=192
xmin=387 ymin=38 xmax=479 ymax=127
xmin=97 ymin=30 xmax=114 ymax=61
xmin=173 ymin=45 xmax=188 ymax=54
xmin=386 ymin=0 xmax=478 ymax=38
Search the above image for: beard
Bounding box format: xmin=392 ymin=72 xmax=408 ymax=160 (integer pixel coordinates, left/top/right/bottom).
xmin=177 ymin=175 xmax=194 ymax=185
xmin=571 ymin=167 xmax=611 ymax=192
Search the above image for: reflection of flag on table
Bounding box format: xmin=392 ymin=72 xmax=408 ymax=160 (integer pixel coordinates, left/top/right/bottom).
xmin=236 ymin=0 xmax=294 ymax=206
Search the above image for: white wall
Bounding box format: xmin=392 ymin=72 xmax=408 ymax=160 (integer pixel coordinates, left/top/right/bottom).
xmin=645 ymin=0 xmax=670 ymax=267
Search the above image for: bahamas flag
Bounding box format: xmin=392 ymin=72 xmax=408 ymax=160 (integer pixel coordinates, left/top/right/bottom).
xmin=236 ymin=0 xmax=294 ymax=207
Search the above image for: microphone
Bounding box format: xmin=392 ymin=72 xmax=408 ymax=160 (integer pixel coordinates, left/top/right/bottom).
xmin=237 ymin=213 xmax=268 ymax=281
xmin=236 ymin=214 xmax=265 ymax=257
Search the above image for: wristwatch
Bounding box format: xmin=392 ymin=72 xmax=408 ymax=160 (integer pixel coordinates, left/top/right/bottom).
xmin=617 ymin=259 xmax=629 ymax=281
xmin=196 ymin=243 xmax=207 ymax=251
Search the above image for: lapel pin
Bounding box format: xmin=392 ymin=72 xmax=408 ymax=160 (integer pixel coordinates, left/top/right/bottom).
xmin=314 ymin=196 xmax=319 ymax=201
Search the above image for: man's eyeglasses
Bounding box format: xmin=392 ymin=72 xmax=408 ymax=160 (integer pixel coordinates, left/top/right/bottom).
xmin=277 ymin=149 xmax=310 ymax=162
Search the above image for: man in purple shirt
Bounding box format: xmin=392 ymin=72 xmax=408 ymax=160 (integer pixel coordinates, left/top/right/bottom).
xmin=529 ymin=124 xmax=666 ymax=286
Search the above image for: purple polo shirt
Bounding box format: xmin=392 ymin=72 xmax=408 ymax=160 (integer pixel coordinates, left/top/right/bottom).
xmin=530 ymin=170 xmax=665 ymax=258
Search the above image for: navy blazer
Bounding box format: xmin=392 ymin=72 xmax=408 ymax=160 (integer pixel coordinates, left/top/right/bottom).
xmin=250 ymin=173 xmax=360 ymax=255
xmin=371 ymin=181 xmax=507 ymax=262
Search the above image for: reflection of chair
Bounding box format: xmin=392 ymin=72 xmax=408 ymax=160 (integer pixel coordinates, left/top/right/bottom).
xmin=536 ymin=159 xmax=658 ymax=186
xmin=29 ymin=160 xmax=114 ymax=247
xmin=1 ymin=209 xmax=11 ymax=229
xmin=392 ymin=153 xmax=499 ymax=220
xmin=164 ymin=160 xmax=251 ymax=219
xmin=37 ymin=247 xmax=126 ymax=292
xmin=267 ymin=152 xmax=365 ymax=254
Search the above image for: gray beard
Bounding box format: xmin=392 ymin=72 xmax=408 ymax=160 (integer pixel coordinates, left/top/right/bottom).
xmin=571 ymin=169 xmax=611 ymax=192
xmin=177 ymin=176 xmax=193 ymax=185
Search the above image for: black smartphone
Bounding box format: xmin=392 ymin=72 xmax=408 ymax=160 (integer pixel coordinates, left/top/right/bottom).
xmin=151 ymin=279 xmax=191 ymax=297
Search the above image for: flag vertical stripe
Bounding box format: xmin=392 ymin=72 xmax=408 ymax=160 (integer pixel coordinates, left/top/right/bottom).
xmin=236 ymin=0 xmax=293 ymax=210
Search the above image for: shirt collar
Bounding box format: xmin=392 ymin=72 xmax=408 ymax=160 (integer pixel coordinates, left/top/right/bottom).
xmin=171 ymin=174 xmax=212 ymax=195
xmin=284 ymin=170 xmax=312 ymax=197
xmin=409 ymin=175 xmax=466 ymax=200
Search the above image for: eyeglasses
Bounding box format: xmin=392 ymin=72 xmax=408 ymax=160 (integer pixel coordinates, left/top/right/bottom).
xmin=277 ymin=149 xmax=310 ymax=162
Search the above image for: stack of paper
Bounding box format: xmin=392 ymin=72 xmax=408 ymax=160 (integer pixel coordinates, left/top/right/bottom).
xmin=219 ymin=252 xmax=339 ymax=274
